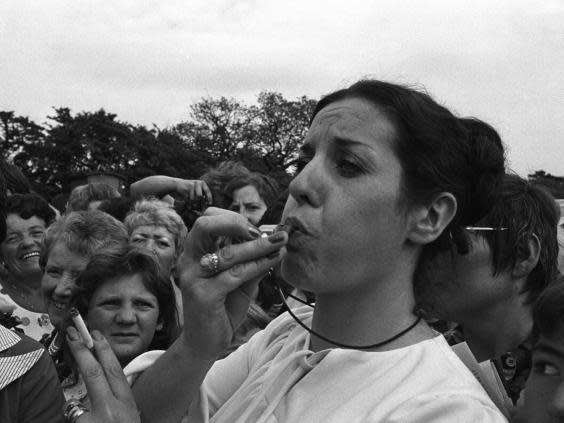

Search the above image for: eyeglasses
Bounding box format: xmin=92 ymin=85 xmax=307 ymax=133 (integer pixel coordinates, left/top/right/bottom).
xmin=464 ymin=226 xmax=508 ymax=231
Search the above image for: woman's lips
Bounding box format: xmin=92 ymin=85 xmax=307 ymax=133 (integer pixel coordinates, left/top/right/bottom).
xmin=281 ymin=216 xmax=312 ymax=236
xmin=110 ymin=333 xmax=139 ymax=341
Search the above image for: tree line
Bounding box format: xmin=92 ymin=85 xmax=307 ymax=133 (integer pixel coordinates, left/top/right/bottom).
xmin=0 ymin=91 xmax=317 ymax=200
xmin=2 ymin=91 xmax=563 ymax=201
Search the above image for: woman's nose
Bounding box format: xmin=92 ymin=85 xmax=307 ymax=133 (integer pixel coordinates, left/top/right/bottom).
xmin=116 ymin=307 xmax=136 ymax=324
xmin=53 ymin=276 xmax=75 ymax=297
xmin=240 ymin=209 xmax=252 ymax=221
xmin=288 ymin=159 xmax=322 ymax=208
xmin=143 ymin=239 xmax=158 ymax=253
xmin=20 ymin=233 xmax=35 ymax=248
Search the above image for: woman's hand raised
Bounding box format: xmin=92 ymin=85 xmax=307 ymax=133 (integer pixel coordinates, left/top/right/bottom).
xmin=175 ymin=178 xmax=213 ymax=204
xmin=66 ymin=327 xmax=140 ymax=423
xmin=175 ymin=208 xmax=287 ymax=359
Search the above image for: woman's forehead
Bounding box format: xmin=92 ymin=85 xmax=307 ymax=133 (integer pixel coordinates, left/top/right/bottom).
xmin=5 ymin=213 xmax=46 ymax=229
xmin=313 ymin=98 xmax=382 ymax=125
xmin=96 ymin=273 xmax=153 ymax=295
xmin=132 ymin=225 xmax=173 ymax=238
xmin=306 ymin=99 xmax=396 ymax=150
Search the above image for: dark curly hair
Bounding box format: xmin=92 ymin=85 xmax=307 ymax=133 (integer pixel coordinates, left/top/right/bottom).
xmin=5 ymin=193 xmax=56 ymax=226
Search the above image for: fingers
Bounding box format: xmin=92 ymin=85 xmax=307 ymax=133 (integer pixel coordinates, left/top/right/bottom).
xmin=179 ymin=179 xmax=210 ymax=205
xmin=90 ymin=330 xmax=136 ymax=405
xmin=184 ymin=239 xmax=285 ymax=304
xmin=187 ymin=211 xmax=261 ymax=254
xmin=210 ymin=243 xmax=286 ymax=295
xmin=214 ymin=231 xmax=287 ymax=275
xmin=202 ymin=181 xmax=213 ymax=205
xmin=66 ymin=327 xmax=112 ymax=405
xmin=194 ymin=181 xmax=203 ymax=200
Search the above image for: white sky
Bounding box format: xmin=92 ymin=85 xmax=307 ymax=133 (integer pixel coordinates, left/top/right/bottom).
xmin=1 ymin=0 xmax=563 ymax=176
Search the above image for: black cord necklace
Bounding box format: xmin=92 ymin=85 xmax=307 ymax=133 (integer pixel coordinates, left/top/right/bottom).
xmin=276 ymin=284 xmax=422 ymax=350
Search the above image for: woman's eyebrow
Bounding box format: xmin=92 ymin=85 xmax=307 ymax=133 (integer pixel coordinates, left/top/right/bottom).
xmin=134 ymin=296 xmax=158 ymax=303
xmin=97 ymin=295 xmax=120 ymax=302
xmin=334 ymin=136 xmax=370 ymax=150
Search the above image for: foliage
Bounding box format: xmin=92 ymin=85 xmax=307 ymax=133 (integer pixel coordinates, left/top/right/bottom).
xmin=250 ymin=92 xmax=317 ymax=172
xmin=0 ymin=110 xmax=45 ymax=160
xmin=0 ymin=91 xmax=317 ymax=200
xmin=172 ymin=91 xmax=315 ymax=185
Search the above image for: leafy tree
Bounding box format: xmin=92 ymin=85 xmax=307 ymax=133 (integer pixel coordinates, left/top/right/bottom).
xmin=1 ymin=90 xmax=317 ymax=199
xmin=131 ymin=126 xmax=206 ymax=181
xmin=0 ymin=111 xmax=45 ymax=160
xmin=3 ymin=108 xmax=204 ymax=198
xmin=8 ymin=108 xmax=138 ymax=197
xmin=174 ymin=97 xmax=255 ymax=165
xmin=249 ymin=91 xmax=316 ymax=173
xmin=172 ymin=91 xmax=316 ymax=181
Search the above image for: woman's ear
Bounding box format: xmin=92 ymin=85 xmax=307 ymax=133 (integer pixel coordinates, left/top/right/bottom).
xmin=512 ymin=234 xmax=541 ymax=279
xmin=407 ymin=192 xmax=457 ymax=245
xmin=156 ymin=319 xmax=164 ymax=331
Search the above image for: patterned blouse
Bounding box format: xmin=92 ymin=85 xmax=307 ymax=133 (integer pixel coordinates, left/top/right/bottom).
xmin=0 ymin=282 xmax=53 ymax=342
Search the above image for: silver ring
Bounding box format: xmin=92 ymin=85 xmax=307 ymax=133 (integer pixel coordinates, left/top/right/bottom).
xmin=63 ymin=399 xmax=88 ymax=422
xmin=200 ymin=252 xmax=220 ymax=275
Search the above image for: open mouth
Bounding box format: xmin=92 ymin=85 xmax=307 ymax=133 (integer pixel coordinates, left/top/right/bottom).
xmin=21 ymin=251 xmax=40 ymax=261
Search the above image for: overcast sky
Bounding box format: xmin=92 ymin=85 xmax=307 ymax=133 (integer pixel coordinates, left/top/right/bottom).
xmin=1 ymin=0 xmax=563 ymax=176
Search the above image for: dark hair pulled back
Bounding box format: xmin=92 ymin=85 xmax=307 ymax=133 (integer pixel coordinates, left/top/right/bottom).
xmin=312 ymin=80 xmax=505 ymax=256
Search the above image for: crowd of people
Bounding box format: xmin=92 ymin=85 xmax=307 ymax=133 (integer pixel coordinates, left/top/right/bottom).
xmin=0 ymin=79 xmax=563 ymax=423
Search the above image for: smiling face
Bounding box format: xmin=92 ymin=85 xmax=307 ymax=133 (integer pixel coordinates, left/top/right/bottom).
xmin=41 ymin=242 xmax=89 ymax=329
xmin=1 ymin=214 xmax=46 ymax=280
xmin=517 ymin=331 xmax=564 ymax=423
xmin=230 ymin=185 xmax=268 ymax=226
xmin=85 ymin=273 xmax=161 ymax=367
xmin=130 ymin=225 xmax=176 ymax=276
xmin=280 ymin=97 xmax=411 ymax=295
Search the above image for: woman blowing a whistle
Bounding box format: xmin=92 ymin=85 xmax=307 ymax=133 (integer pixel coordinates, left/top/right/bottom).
xmin=127 ymin=80 xmax=509 ymax=423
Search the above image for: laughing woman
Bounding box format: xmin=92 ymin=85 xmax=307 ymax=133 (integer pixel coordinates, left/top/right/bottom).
xmin=39 ymin=210 xmax=129 ymax=386
xmin=0 ymin=194 xmax=55 ymax=340
xmin=131 ymin=80 xmax=508 ymax=422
